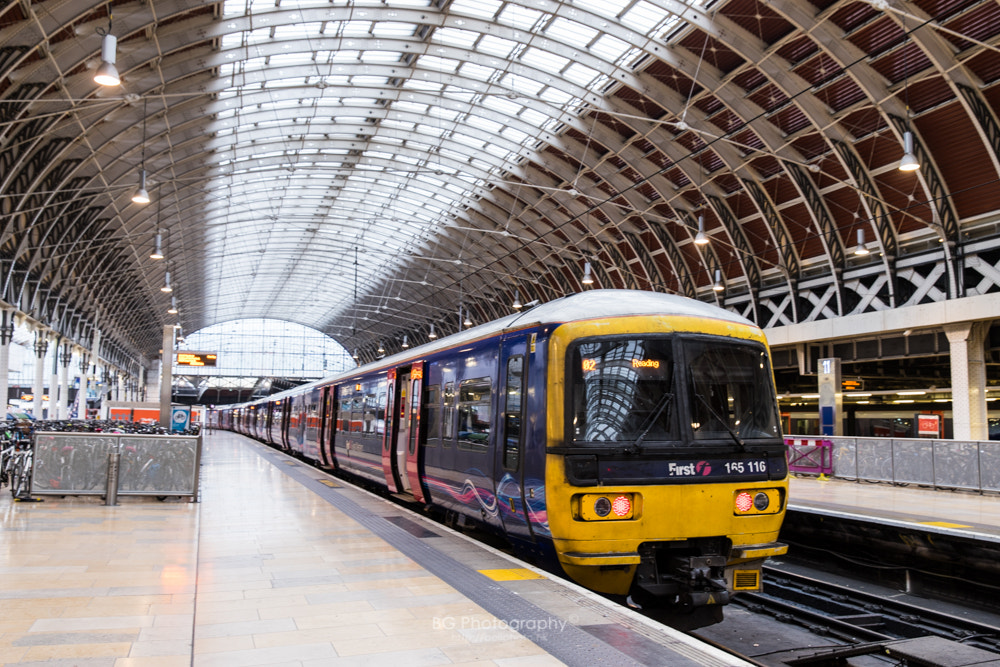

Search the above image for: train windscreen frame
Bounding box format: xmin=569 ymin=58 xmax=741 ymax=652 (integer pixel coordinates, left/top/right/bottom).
xmin=568 ymin=335 xmax=780 ymax=446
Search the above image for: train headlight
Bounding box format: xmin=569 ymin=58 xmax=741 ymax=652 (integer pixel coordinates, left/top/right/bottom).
xmin=734 ymin=488 xmax=783 ymax=515
xmin=594 ymin=497 xmax=612 ymax=517
xmin=753 ymin=492 xmax=770 ymax=511
xmin=577 ymin=493 xmax=637 ymax=521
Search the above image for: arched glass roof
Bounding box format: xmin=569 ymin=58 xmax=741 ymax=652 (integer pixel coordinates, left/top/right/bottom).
xmin=1 ymin=0 xmax=999 ymax=373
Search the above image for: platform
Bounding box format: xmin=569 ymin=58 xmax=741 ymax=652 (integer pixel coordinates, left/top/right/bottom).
xmin=789 ymin=474 xmax=1000 ymax=543
xmin=0 ymin=431 xmax=748 ymax=667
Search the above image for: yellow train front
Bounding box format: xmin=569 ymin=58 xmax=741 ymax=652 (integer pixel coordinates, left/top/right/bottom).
xmin=541 ymin=294 xmax=788 ymax=628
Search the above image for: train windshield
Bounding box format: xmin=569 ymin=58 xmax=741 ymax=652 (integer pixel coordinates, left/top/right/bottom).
xmin=569 ymin=336 xmax=780 ymax=445
xmin=569 ymin=338 xmax=677 ymax=444
xmin=686 ymin=339 xmax=780 ymax=441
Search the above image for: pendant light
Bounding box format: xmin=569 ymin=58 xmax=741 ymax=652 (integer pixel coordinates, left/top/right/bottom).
xmin=94 ymin=14 xmax=120 ymax=88
xmin=167 ymin=296 xmax=178 ymax=314
xmin=161 ymin=271 xmax=172 ymax=293
xmin=853 ymin=228 xmax=871 ymax=255
xmin=512 ymin=290 xmax=522 ymax=310
xmin=712 ymin=269 xmax=724 ymax=292
xmin=150 ymin=232 xmax=163 ymax=259
xmin=428 ymin=324 xmax=437 ymax=340
xmin=581 ymin=262 xmax=594 ymax=285
xmin=694 ymin=214 xmax=709 ymax=245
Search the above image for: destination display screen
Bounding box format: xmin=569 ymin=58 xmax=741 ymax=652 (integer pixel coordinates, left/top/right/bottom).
xmin=176 ymin=352 xmax=218 ymax=367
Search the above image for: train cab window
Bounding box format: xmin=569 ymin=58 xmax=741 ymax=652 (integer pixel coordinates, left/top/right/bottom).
xmin=686 ymin=340 xmax=780 ymax=441
xmin=503 ymin=356 xmax=525 ymax=471
xmin=442 ymin=382 xmax=456 ymax=445
xmin=569 ymin=338 xmax=676 ymax=444
xmin=457 ymin=378 xmax=491 ymax=451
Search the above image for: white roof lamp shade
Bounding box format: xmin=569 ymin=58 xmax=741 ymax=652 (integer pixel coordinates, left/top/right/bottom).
xmin=853 ymin=228 xmax=871 ymax=256
xmin=94 ymin=33 xmax=120 ymax=86
xmin=899 ymin=130 xmax=920 ymax=172
xmin=694 ymin=214 xmax=709 ymax=245
xmin=132 ymin=169 xmax=150 ymax=204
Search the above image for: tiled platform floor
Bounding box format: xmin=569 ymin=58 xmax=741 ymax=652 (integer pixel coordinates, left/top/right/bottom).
xmin=0 ymin=432 xmax=564 ymax=667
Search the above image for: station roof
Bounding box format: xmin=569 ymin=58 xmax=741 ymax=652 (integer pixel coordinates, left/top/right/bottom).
xmin=1 ymin=0 xmax=999 ymax=371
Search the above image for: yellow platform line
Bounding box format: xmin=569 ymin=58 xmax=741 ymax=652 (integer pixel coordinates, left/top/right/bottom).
xmin=479 ymin=568 xmax=545 ymax=581
xmin=920 ymin=521 xmax=972 ymax=528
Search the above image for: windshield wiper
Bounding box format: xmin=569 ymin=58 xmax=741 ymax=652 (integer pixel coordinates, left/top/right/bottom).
xmin=625 ymin=392 xmax=674 ymax=454
xmin=695 ymin=393 xmax=746 ymax=451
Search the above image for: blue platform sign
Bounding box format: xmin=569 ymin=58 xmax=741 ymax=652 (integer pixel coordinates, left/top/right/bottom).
xmin=171 ymin=406 xmax=191 ymax=432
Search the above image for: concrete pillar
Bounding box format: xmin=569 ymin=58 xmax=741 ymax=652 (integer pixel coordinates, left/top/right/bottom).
xmin=48 ymin=335 xmax=60 ymax=420
xmin=160 ymin=325 xmax=175 ymax=426
xmin=58 ymin=343 xmax=72 ymax=419
xmin=0 ymin=310 xmax=14 ymax=417
xmin=75 ymin=350 xmax=88 ymax=419
xmin=944 ymin=321 xmax=989 ymax=441
xmin=92 ymin=330 xmax=102 ymax=419
xmin=32 ymin=330 xmax=48 ymax=419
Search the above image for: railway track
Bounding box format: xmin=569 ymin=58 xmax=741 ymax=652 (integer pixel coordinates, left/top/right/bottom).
xmin=701 ymin=565 xmax=1000 ymax=666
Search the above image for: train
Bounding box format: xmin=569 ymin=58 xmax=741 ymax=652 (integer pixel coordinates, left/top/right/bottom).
xmin=215 ymin=289 xmax=789 ymax=628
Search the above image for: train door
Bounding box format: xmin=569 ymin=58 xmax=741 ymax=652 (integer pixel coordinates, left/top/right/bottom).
xmin=494 ymin=334 xmax=534 ymax=542
xmin=381 ymin=370 xmax=400 ymax=492
xmin=404 ymin=363 xmax=426 ymax=502
xmin=319 ymin=386 xmax=336 ymax=469
xmin=280 ymin=397 xmax=291 ymax=450
xmin=394 ymin=371 xmax=412 ymax=493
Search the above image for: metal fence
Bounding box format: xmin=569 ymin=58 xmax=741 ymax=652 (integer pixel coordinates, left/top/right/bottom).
xmin=786 ymin=435 xmax=1000 ymax=493
xmin=30 ymin=432 xmax=202 ymax=498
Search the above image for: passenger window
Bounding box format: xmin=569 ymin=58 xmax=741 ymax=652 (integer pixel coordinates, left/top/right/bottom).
xmin=409 ymin=380 xmax=421 ymax=455
xmin=503 ymin=356 xmax=524 ymax=471
xmin=458 ymin=378 xmax=491 ymax=452
xmin=424 ymin=385 xmax=441 ymax=444
xmin=442 ymin=381 xmax=455 ymax=445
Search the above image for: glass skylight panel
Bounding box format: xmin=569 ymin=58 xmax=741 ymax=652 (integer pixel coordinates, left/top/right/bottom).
xmin=499 ymin=73 xmax=545 ymax=96
xmin=501 ymin=126 xmax=530 ymax=144
xmin=221 ymin=32 xmax=243 ymax=49
xmin=464 ymin=114 xmax=503 ymax=134
xmin=538 ymin=86 xmax=575 ymax=105
xmin=381 ymin=119 xmax=417 ymax=132
xmin=476 ymin=34 xmax=518 ymax=58
xmin=562 ymin=62 xmax=600 ymax=87
xmin=431 ymin=27 xmax=479 ymax=49
xmin=481 ymin=95 xmax=523 ymax=118
xmin=546 ymin=17 xmax=598 ymax=45
xmin=273 ymin=22 xmax=322 ymax=39
xmin=591 ymin=34 xmax=631 ymax=62
xmin=351 ymin=75 xmax=391 ymax=87
xmin=415 ymin=55 xmax=460 ymax=73
xmin=620 ymin=0 xmax=671 ymax=33
xmin=448 ymin=0 xmax=502 ymax=21
xmin=572 ymin=0 xmax=631 ymax=19
xmin=329 ymin=50 xmax=361 ymax=63
xmin=457 ymin=62 xmax=497 ymax=82
xmin=402 ymin=79 xmax=445 ymax=92
xmin=372 ymin=22 xmax=418 ymax=38
xmin=362 ymin=50 xmax=407 ymax=65
xmin=497 ymin=3 xmax=544 ymax=30
xmin=519 ymin=47 xmax=570 ymax=75
xmin=426 ymin=105 xmax=461 ymax=122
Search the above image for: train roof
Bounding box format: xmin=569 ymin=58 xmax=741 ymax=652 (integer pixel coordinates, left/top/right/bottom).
xmin=234 ymin=290 xmax=755 ymax=405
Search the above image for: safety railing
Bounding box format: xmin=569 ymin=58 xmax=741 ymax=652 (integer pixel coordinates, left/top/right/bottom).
xmin=790 ymin=435 xmax=1000 ymax=493
xmin=785 ymin=438 xmax=833 ymax=476
xmin=29 ymin=432 xmax=202 ymax=500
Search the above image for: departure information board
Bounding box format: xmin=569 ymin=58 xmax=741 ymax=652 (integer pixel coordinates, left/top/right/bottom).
xmin=176 ymin=352 xmax=218 ymax=367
